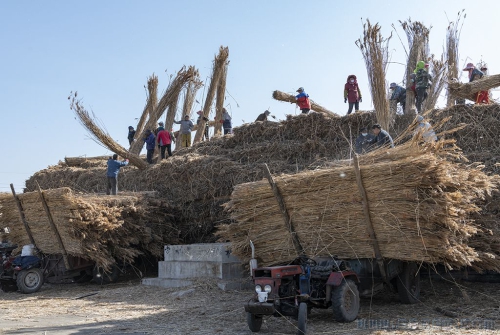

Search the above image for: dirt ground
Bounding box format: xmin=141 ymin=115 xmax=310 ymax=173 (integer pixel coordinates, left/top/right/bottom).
xmin=1 ymin=276 xmax=500 ymax=335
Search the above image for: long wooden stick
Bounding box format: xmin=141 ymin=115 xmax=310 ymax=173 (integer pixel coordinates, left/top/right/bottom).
xmin=352 ymin=155 xmax=388 ymax=282
xmin=263 ymin=163 xmax=304 ymax=257
xmin=36 ymin=182 xmax=71 ymax=270
xmin=10 ymin=183 xmax=36 ymax=247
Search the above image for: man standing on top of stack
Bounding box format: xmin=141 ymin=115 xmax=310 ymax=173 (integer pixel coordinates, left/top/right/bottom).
xmin=344 ymin=75 xmax=362 ymax=115
xmin=463 ymin=62 xmax=489 ymax=104
xmin=389 ymin=82 xmax=407 ymax=112
xmin=144 ymin=129 xmax=156 ymax=164
xmin=174 ymin=115 xmax=194 ymax=148
xmin=221 ymin=108 xmax=232 ymax=135
xmin=255 ymin=110 xmax=271 ymax=122
xmin=295 ymin=87 xmax=311 ymax=114
xmin=106 ymin=154 xmax=129 ymax=195
xmin=196 ymin=111 xmax=210 ymax=141
xmin=127 ymin=126 xmax=135 ymax=146
xmin=157 ymin=126 xmax=175 ymax=159
xmin=414 ymin=61 xmax=432 ymax=113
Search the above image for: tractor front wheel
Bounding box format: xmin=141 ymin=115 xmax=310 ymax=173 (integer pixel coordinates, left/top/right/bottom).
xmin=247 ymin=312 xmax=263 ymax=332
xmin=16 ymin=268 xmax=44 ymax=294
xmin=331 ymin=278 xmax=360 ymax=322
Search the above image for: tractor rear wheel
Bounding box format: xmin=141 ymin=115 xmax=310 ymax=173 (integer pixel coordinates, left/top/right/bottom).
xmin=297 ymin=302 xmax=307 ymax=335
xmin=331 ymin=278 xmax=360 ymax=322
xmin=246 ymin=312 xmax=263 ymax=332
xmin=16 ymin=268 xmax=44 ymax=294
xmin=397 ymin=262 xmax=420 ymax=304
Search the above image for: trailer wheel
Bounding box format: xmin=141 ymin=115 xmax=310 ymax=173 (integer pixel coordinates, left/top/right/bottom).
xmin=297 ymin=302 xmax=307 ymax=335
xmin=331 ymin=278 xmax=360 ymax=322
xmin=16 ymin=268 xmax=44 ymax=294
xmin=246 ymin=312 xmax=263 ymax=332
xmin=93 ymin=265 xmax=120 ymax=284
xmin=397 ymin=262 xmax=420 ymax=304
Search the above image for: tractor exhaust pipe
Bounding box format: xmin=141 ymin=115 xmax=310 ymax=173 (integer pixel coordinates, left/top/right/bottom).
xmin=249 ymin=240 xmax=258 ymax=275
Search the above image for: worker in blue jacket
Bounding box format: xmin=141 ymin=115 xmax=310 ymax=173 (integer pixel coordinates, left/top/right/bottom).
xmin=106 ymin=154 xmax=129 ymax=195
xmin=144 ymin=129 xmax=156 ymax=164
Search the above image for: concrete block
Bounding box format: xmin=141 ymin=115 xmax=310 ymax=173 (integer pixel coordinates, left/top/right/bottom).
xmin=141 ymin=277 xmax=193 ymax=289
xmin=158 ymin=261 xmax=244 ymax=280
xmin=164 ymin=243 xmax=240 ymax=263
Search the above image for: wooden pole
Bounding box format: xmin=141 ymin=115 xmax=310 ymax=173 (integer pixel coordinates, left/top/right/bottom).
xmin=35 ymin=182 xmax=71 ymax=270
xmin=10 ymin=184 xmax=36 ymax=247
xmin=352 ymin=155 xmax=388 ymax=282
xmin=263 ymin=163 xmax=304 ymax=257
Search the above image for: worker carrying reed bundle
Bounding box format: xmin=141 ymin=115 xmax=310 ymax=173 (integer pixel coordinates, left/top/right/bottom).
xmin=369 ymin=124 xmax=394 ymax=148
xmin=344 ymin=75 xmax=362 ymax=114
xmin=106 ymin=154 xmax=129 ymax=195
xmin=355 ymin=127 xmax=375 ymax=154
xmin=196 ymin=111 xmax=210 ymax=141
xmin=463 ymin=62 xmax=489 ymax=104
xmin=221 ymin=108 xmax=232 ymax=135
xmin=389 ymin=82 xmax=407 ymax=112
xmin=174 ymin=115 xmax=194 ymax=148
xmin=127 ymin=126 xmax=135 ymax=146
xmin=295 ymin=87 xmax=311 ymax=114
xmin=413 ymin=61 xmax=432 ymax=113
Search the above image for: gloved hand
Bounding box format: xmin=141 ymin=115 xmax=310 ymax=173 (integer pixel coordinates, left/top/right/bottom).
xmin=359 ymin=97 xmax=363 ymax=102
xmin=344 ymin=98 xmax=347 ymax=103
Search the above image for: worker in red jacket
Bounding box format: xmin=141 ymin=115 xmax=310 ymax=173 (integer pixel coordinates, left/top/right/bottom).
xmin=344 ymin=75 xmax=362 ymax=114
xmin=156 ymin=127 xmax=174 ymax=159
xmin=295 ymin=87 xmax=311 ymax=114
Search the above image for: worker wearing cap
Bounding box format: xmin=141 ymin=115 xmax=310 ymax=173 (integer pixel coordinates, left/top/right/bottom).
xmin=255 ymin=110 xmax=271 ymax=122
xmin=174 ymin=115 xmax=194 ymax=148
xmin=344 ymin=75 xmax=362 ymax=115
xmin=295 ymin=87 xmax=311 ymax=114
xmin=414 ymin=61 xmax=432 ymax=113
xmin=369 ymin=124 xmax=394 ymax=148
xmin=127 ymin=126 xmax=136 ymax=146
xmin=355 ymin=127 xmax=375 ymax=154
xmin=463 ymin=63 xmax=488 ymax=104
xmin=414 ymin=115 xmax=437 ymax=143
xmin=196 ymin=111 xmax=210 ymax=141
xmin=389 ymin=82 xmax=407 ymax=112
xmin=106 ymin=154 xmax=129 ymax=195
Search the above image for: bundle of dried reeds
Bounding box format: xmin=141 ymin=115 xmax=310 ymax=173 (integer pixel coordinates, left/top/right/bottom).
xmin=356 ymin=20 xmax=392 ymax=129
xmin=423 ymin=54 xmax=447 ymax=111
xmin=194 ymin=46 xmax=230 ymax=143
xmin=272 ymin=90 xmax=339 ymax=117
xmin=399 ymin=19 xmax=430 ymax=113
xmin=219 ymin=139 xmax=499 ymax=270
xmin=181 ymin=68 xmax=203 ymax=119
xmin=69 ymin=92 xmax=148 ymax=170
xmin=448 ymin=74 xmax=500 ymax=101
xmin=64 ymin=156 xmax=109 ymax=167
xmin=446 ymin=10 xmax=465 ymax=106
xmin=214 ymin=61 xmax=229 ymax=136
xmin=133 ymin=74 xmax=159 ymax=149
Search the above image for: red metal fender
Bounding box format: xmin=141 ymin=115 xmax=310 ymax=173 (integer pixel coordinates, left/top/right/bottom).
xmin=326 ymin=270 xmax=359 ymax=286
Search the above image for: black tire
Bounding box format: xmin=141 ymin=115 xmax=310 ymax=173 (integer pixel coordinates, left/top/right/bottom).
xmin=331 ymin=278 xmax=360 ymax=322
xmin=246 ymin=312 xmax=263 ymax=332
xmin=16 ymin=268 xmax=44 ymax=294
xmin=297 ymin=302 xmax=307 ymax=335
xmin=397 ymin=262 xmax=420 ymax=304
xmin=92 ymin=265 xmax=120 ymax=284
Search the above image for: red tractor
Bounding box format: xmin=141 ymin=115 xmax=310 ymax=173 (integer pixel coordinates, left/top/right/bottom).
xmin=244 ymin=243 xmax=420 ymax=335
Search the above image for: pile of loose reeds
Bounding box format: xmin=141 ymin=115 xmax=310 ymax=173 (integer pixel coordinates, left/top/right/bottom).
xmin=356 ymin=20 xmax=392 ymax=128
xmin=272 ymin=90 xmax=339 ymax=117
xmin=0 ymin=188 xmax=178 ymax=270
xmin=219 ymin=138 xmax=500 ymax=271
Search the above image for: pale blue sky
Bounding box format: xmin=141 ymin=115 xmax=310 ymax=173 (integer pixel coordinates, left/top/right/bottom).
xmin=1 ymin=0 xmax=497 ymax=190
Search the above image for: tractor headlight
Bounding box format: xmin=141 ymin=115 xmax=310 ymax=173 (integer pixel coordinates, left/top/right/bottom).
xmin=264 ymin=285 xmax=272 ymax=293
xmin=255 ymin=284 xmax=262 ymax=293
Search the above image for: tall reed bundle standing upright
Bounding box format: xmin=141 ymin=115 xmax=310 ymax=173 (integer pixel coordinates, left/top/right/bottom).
xmin=446 ymin=10 xmax=465 ymax=107
xmin=194 ymin=46 xmax=229 ymax=144
xmin=132 ymin=74 xmax=158 ymax=153
xmin=214 ymin=61 xmax=229 ymax=137
xmin=400 ymin=19 xmax=430 ymax=113
xmin=423 ymin=54 xmax=447 ymax=111
xmin=181 ymin=68 xmax=203 ymax=120
xmin=164 ymin=69 xmax=198 ymax=133
xmin=356 ymin=20 xmax=392 ymax=129
xmin=68 ymin=92 xmax=148 ymax=169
